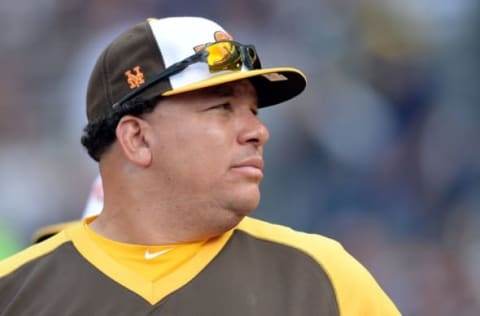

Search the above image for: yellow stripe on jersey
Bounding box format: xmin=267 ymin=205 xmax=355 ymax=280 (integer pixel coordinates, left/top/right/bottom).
xmin=0 ymin=230 xmax=70 ymax=278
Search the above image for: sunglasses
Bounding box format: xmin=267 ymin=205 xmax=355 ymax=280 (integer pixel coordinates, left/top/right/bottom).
xmin=112 ymin=41 xmax=262 ymax=108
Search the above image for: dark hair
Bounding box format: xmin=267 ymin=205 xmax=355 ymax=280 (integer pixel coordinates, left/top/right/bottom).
xmin=81 ymin=97 xmax=159 ymax=161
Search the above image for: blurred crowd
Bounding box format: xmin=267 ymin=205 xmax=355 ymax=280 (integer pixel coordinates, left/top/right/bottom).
xmin=1 ymin=0 xmax=479 ymax=315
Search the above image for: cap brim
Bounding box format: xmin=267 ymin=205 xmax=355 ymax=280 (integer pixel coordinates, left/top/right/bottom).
xmin=162 ymin=67 xmax=306 ymax=108
xmin=31 ymin=220 xmax=80 ymax=244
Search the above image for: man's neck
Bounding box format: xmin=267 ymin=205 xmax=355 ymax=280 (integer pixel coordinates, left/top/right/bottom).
xmin=88 ymin=206 xmax=244 ymax=245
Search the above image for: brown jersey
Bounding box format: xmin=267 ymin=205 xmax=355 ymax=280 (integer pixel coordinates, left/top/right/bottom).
xmin=0 ymin=217 xmax=400 ymax=315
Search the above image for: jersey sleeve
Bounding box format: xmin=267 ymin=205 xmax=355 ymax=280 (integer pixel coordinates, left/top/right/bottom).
xmin=237 ymin=217 xmax=401 ymax=315
xmin=308 ymin=238 xmax=401 ymax=315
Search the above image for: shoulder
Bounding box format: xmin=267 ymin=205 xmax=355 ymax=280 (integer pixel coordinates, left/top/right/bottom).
xmin=238 ymin=217 xmax=401 ymax=315
xmin=236 ymin=217 xmax=356 ymax=278
xmin=237 ymin=216 xmax=345 ymax=259
xmin=0 ymin=229 xmax=71 ymax=279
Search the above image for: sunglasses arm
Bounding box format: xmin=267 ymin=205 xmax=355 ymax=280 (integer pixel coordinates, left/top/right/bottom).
xmin=112 ymin=51 xmax=207 ymax=109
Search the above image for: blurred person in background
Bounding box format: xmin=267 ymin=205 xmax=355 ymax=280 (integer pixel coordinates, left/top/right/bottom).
xmin=31 ymin=175 xmax=103 ymax=244
xmin=0 ymin=16 xmax=399 ymax=315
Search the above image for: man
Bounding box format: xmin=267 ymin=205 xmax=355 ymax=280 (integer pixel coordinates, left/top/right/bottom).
xmin=0 ymin=17 xmax=400 ymax=315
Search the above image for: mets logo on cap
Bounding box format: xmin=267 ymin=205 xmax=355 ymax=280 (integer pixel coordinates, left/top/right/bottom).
xmin=125 ymin=66 xmax=145 ymax=89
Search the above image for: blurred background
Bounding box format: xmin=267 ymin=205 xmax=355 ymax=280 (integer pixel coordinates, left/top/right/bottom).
xmin=1 ymin=0 xmax=479 ymax=314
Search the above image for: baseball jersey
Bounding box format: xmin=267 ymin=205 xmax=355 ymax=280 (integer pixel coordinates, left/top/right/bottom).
xmin=0 ymin=216 xmax=400 ymax=315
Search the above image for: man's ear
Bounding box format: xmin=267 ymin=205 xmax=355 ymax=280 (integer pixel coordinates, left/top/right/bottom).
xmin=115 ymin=115 xmax=152 ymax=167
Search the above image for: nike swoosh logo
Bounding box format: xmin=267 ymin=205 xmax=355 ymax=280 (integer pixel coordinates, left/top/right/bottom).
xmin=144 ymin=248 xmax=172 ymax=260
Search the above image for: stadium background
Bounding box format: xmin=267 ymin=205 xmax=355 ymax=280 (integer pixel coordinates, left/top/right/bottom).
xmin=0 ymin=0 xmax=479 ymax=314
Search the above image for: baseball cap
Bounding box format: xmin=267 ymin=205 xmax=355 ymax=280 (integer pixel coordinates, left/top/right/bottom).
xmin=87 ymin=16 xmax=307 ymax=122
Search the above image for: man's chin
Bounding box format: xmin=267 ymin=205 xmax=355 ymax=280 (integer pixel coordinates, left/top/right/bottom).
xmin=216 ymin=183 xmax=261 ymax=215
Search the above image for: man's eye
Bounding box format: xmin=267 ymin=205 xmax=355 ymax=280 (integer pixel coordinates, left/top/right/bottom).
xmin=210 ymin=103 xmax=232 ymax=111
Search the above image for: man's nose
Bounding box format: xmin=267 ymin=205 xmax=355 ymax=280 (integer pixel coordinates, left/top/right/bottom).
xmin=237 ymin=111 xmax=270 ymax=147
